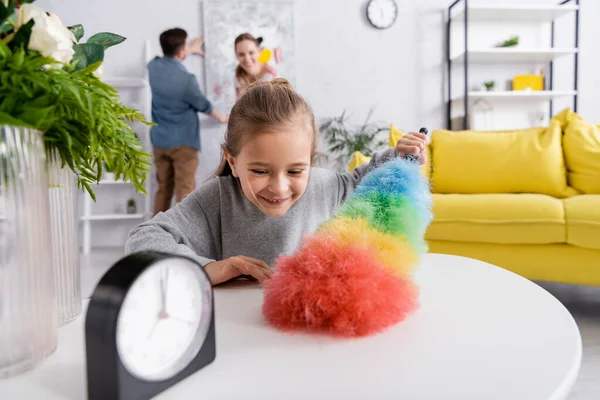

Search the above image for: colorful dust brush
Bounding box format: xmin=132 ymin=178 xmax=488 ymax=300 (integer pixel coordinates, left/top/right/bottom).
xmin=262 ymin=155 xmax=433 ymax=338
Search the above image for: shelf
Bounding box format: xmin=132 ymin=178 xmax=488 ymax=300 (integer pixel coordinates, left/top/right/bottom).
xmin=451 ymin=5 xmax=578 ymax=22
xmin=452 ymin=90 xmax=577 ymax=103
xmin=451 ymin=48 xmax=578 ymax=64
xmin=97 ymin=179 xmax=129 ymax=185
xmin=81 ymin=214 xmax=147 ymax=221
xmin=102 ymin=77 xmax=148 ymax=88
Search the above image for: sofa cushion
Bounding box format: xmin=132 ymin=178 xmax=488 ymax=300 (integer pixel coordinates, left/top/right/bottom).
xmin=564 ymin=195 xmax=600 ymax=250
xmin=389 ymin=123 xmax=403 ymax=147
xmin=348 ymin=125 xmax=432 ymax=180
xmin=348 ymin=151 xmax=371 ymax=172
xmin=426 ymin=194 xmax=566 ymax=244
xmin=563 ymin=118 xmax=600 ymax=194
xmin=430 ymin=121 xmax=578 ymax=198
xmin=552 ymin=108 xmax=600 ymax=194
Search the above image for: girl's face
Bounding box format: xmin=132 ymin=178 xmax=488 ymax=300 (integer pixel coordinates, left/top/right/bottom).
xmin=235 ymin=40 xmax=261 ymax=75
xmin=227 ymin=127 xmax=313 ymax=217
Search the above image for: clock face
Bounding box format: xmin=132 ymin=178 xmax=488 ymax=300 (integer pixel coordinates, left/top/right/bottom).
xmin=116 ymin=257 xmax=212 ymax=382
xmin=367 ymin=0 xmax=398 ymax=30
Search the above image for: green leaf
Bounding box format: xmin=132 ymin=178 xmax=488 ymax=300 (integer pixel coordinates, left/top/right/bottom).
xmin=17 ymin=105 xmax=55 ymax=128
xmin=60 ymin=80 xmax=85 ymax=110
xmin=9 ymin=19 xmax=34 ymax=51
xmin=11 ymin=46 xmax=24 ymax=66
xmin=80 ymin=180 xmax=96 ymax=202
xmin=0 ymin=19 xmax=13 ymax=34
xmin=0 ymin=41 xmax=10 ymax=56
xmin=87 ymin=32 xmax=126 ymax=50
xmin=0 ymin=111 xmax=35 ymax=128
xmin=68 ymin=24 xmax=85 ymax=42
xmin=72 ymin=43 xmax=104 ymax=70
xmin=76 ymin=60 xmax=103 ymax=76
xmin=0 ymin=1 xmax=16 ymax=24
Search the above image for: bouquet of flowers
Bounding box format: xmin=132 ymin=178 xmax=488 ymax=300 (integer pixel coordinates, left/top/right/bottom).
xmin=0 ymin=0 xmax=152 ymax=199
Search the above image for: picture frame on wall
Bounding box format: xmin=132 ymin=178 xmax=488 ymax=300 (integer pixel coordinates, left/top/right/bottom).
xmin=202 ymin=1 xmax=296 ymax=114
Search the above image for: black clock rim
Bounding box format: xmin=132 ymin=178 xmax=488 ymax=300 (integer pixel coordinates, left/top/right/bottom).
xmin=85 ymin=251 xmax=217 ymax=400
xmin=366 ymin=0 xmax=398 ymax=30
xmin=85 ymin=251 xmax=212 ymax=343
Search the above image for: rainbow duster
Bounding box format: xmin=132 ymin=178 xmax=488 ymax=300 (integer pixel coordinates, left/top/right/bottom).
xmin=262 ymin=157 xmax=433 ymax=337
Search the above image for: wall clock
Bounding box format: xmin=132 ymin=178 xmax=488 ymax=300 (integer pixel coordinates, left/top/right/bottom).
xmin=85 ymin=252 xmax=215 ymax=400
xmin=366 ymin=0 xmax=398 ymax=30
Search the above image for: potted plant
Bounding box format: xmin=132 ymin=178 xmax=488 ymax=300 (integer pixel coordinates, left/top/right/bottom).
xmin=0 ymin=0 xmax=152 ymax=375
xmin=127 ymin=198 xmax=137 ymax=214
xmin=496 ymin=35 xmax=519 ymax=48
xmin=484 ymin=81 xmax=495 ymax=91
xmin=0 ymin=2 xmax=152 ymax=198
xmin=318 ymin=110 xmax=389 ymax=171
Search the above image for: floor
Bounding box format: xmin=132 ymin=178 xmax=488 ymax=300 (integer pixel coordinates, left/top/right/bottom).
xmin=81 ymin=248 xmax=600 ymax=399
xmin=535 ymin=281 xmax=600 ymax=400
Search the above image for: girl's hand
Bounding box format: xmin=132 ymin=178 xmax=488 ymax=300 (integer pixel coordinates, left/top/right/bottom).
xmin=204 ymin=256 xmax=273 ymax=285
xmin=395 ymin=132 xmax=428 ymax=165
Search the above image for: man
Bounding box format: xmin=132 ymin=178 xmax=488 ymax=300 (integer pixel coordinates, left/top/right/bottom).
xmin=148 ymin=28 xmax=228 ymax=215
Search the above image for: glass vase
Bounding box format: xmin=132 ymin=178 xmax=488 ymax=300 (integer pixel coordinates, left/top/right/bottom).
xmin=47 ymin=147 xmax=81 ymax=325
xmin=0 ymin=125 xmax=58 ymax=378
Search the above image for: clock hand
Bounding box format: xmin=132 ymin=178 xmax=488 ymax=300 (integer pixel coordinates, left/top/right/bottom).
xmin=159 ymin=266 xmax=169 ymax=313
xmin=147 ymin=319 xmax=160 ymax=340
xmin=168 ymin=314 xmax=194 ymax=326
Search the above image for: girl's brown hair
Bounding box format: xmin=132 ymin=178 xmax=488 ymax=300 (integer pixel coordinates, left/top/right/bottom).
xmin=234 ymin=33 xmax=260 ymax=88
xmin=212 ymin=78 xmax=318 ymax=178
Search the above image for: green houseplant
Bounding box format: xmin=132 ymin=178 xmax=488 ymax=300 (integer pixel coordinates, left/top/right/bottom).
xmin=319 ymin=110 xmax=389 ymax=170
xmin=0 ymin=0 xmax=152 ymax=200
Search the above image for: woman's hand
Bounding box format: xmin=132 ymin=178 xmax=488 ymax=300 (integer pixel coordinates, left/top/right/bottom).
xmin=395 ymin=131 xmax=428 ymax=165
xmin=204 ymin=256 xmax=273 ymax=286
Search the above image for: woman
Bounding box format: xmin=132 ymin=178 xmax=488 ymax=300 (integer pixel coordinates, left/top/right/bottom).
xmin=234 ymin=33 xmax=278 ymax=98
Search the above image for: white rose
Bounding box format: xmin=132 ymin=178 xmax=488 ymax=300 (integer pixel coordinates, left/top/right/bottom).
xmin=16 ymin=5 xmax=76 ymax=64
xmin=93 ymin=63 xmax=103 ymax=78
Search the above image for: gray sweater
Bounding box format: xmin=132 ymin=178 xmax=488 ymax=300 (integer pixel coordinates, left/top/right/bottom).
xmin=125 ymin=148 xmax=397 ymax=267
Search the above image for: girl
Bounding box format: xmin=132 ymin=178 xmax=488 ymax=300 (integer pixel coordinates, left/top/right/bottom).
xmin=234 ymin=33 xmax=278 ymax=98
xmin=125 ymin=79 xmax=428 ymax=286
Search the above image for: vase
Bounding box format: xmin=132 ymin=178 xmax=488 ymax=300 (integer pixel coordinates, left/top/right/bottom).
xmin=0 ymin=125 xmax=58 ymax=378
xmin=47 ymin=147 xmax=81 ymax=325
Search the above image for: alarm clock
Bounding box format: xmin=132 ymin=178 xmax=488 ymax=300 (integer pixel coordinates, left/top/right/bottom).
xmin=366 ymin=0 xmax=398 ymax=30
xmin=85 ymin=252 xmax=215 ymax=400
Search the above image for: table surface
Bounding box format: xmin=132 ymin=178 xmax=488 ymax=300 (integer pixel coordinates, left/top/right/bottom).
xmin=0 ymin=253 xmax=582 ymax=400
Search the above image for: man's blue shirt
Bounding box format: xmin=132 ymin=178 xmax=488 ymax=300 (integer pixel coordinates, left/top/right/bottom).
xmin=147 ymin=56 xmax=213 ymax=151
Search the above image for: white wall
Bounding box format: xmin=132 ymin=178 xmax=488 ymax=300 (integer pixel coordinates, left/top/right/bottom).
xmin=35 ymin=0 xmax=599 ymax=248
xmin=38 ymin=0 xmax=600 ymax=148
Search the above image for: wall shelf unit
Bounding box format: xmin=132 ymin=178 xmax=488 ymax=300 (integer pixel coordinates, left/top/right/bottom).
xmin=452 ymin=90 xmax=577 ymax=103
xmin=81 ymin=214 xmax=147 ymax=221
xmin=80 ymin=42 xmax=154 ymax=254
xmin=446 ymin=0 xmax=580 ymax=130
xmin=450 ymin=48 xmax=578 ymax=64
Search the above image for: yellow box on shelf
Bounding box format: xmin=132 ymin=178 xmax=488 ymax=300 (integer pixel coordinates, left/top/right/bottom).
xmin=513 ymin=74 xmax=544 ymax=91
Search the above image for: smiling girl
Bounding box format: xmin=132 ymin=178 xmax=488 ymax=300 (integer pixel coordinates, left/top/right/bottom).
xmin=125 ymin=79 xmax=428 ymax=286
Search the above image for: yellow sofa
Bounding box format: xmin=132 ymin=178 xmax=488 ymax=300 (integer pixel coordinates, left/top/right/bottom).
xmin=350 ymin=109 xmax=600 ymax=286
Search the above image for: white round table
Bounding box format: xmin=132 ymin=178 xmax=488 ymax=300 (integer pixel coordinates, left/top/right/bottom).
xmin=0 ymin=254 xmax=582 ymax=400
